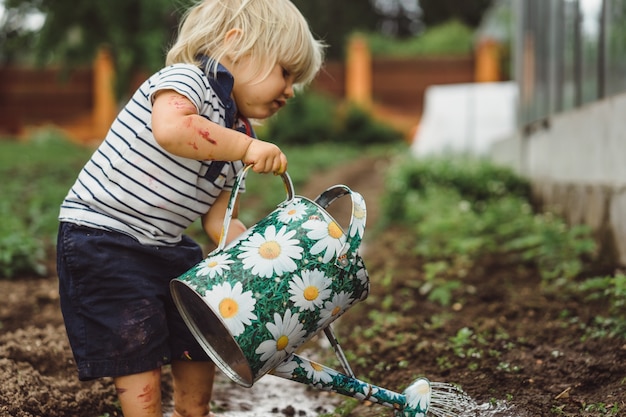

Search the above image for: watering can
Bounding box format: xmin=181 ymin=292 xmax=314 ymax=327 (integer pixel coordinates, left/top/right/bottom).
xmin=170 ymin=166 xmax=433 ymax=416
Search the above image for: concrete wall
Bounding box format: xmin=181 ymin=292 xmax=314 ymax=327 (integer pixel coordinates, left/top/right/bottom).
xmin=491 ymin=92 xmax=626 ymax=267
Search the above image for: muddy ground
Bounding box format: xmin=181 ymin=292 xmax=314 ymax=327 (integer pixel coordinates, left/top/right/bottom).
xmin=1 ymin=155 xmax=625 ymax=417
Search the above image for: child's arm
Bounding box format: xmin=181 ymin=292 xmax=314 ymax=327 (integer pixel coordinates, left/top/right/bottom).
xmin=202 ymin=190 xmax=247 ymax=246
xmin=152 ymin=90 xmax=287 ymax=175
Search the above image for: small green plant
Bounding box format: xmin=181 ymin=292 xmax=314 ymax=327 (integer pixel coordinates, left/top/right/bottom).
xmin=582 ymin=401 xmax=620 ymax=415
xmin=577 ymin=273 xmax=626 ymax=339
xmin=318 ymin=398 xmax=360 ymax=417
xmin=420 ymin=260 xmax=462 ymax=306
xmin=436 ymin=355 xmax=454 ymax=371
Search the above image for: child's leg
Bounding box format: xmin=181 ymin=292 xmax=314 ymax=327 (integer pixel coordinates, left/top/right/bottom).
xmin=114 ymin=368 xmax=163 ymax=417
xmin=171 ymin=360 xmax=216 ymax=417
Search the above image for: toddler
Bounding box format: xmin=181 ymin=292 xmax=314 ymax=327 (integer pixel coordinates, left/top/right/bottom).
xmin=56 ymin=1 xmax=325 ymax=416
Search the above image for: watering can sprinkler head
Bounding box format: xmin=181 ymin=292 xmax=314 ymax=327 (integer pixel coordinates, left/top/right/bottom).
xmin=396 ymin=378 xmax=432 ymax=417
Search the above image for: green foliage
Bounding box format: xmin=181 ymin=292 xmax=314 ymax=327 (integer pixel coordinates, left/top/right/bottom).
xmin=261 ymin=92 xmax=403 ymax=147
xmin=383 ymin=155 xmax=531 ymax=226
xmin=0 ymin=130 xmax=93 ymax=277
xmin=8 ymin=0 xmax=185 ymax=97
xmin=381 ymin=155 xmax=597 ymax=301
xmin=577 ymin=273 xmax=626 ymax=339
xmin=261 ymin=92 xmax=337 ymax=145
xmin=364 ymin=20 xmax=476 ymax=57
xmin=421 ymin=260 xmax=462 ymax=306
xmin=419 ymin=0 xmax=495 ymax=28
xmin=338 ymin=105 xmax=403 ymax=146
xmin=291 ymin=0 xmax=381 ymax=59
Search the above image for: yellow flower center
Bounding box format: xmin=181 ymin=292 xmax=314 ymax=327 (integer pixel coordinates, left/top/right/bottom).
xmin=328 ymin=222 xmax=343 ymax=239
xmin=259 ymin=241 xmax=281 ymax=260
xmin=331 ymin=306 xmax=341 ymax=316
xmin=303 ymin=286 xmax=319 ymax=301
xmin=276 ymin=335 xmax=289 ymax=351
xmin=311 ymin=362 xmax=324 ymax=372
xmin=219 ymin=298 xmax=238 ymax=319
xmin=208 ymin=261 xmax=218 ymax=268
xmin=288 ymin=209 xmax=297 ymax=215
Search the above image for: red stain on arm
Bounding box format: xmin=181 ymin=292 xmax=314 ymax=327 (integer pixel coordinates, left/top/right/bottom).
xmin=168 ymin=95 xmax=196 ymax=112
xmin=188 ymin=141 xmax=199 ymax=150
xmin=198 ymin=128 xmax=217 ymax=145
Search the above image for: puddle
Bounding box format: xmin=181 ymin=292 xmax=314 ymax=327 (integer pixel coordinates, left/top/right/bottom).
xmin=166 ymin=336 xmax=519 ymax=417
xmin=208 ymin=375 xmax=517 ymax=417
xmin=463 ymin=401 xmax=517 ymax=417
xmin=165 ymin=372 xmax=518 ymax=417
xmin=212 ymin=373 xmax=341 ymax=417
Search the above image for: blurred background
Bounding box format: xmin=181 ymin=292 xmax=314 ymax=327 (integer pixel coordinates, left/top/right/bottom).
xmin=0 ymin=0 xmax=504 ymax=141
xmin=1 ymin=0 xmax=626 ymax=270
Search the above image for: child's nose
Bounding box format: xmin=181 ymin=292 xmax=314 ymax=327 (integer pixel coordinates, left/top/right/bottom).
xmin=284 ymin=78 xmax=295 ymax=98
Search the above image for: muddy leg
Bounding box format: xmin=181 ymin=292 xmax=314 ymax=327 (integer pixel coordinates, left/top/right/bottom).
xmin=114 ymin=368 xmax=162 ymax=417
xmin=171 ymin=360 xmax=216 ymax=417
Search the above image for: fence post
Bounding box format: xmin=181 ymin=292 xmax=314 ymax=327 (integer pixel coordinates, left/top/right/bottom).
xmin=475 ymin=38 xmax=501 ymax=82
xmin=345 ymin=35 xmax=372 ymax=108
xmin=93 ymin=47 xmax=117 ymax=140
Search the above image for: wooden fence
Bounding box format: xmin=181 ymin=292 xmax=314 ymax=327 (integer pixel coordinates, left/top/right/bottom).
xmin=0 ymin=66 xmax=93 ymax=136
xmin=0 ymin=51 xmax=478 ymax=142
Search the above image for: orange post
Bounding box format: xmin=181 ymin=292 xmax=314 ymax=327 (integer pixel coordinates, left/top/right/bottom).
xmin=345 ymin=35 xmax=372 ymax=107
xmin=93 ymin=47 xmax=117 ymax=140
xmin=475 ymin=38 xmax=501 ymax=83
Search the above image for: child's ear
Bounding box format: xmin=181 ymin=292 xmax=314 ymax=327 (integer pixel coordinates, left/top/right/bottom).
xmin=224 ymin=28 xmax=244 ymax=48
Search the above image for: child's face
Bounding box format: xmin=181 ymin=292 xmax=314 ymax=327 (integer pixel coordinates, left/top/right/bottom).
xmin=229 ymin=57 xmax=295 ymax=119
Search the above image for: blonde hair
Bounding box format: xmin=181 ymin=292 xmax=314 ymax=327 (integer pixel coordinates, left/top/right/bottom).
xmin=166 ymin=0 xmax=325 ymax=87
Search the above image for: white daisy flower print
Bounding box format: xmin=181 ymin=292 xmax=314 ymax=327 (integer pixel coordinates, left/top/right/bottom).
xmin=288 ymin=269 xmax=332 ymax=311
xmin=277 ymin=200 xmax=308 ymax=224
xmin=404 ymin=379 xmax=431 ymax=411
xmin=356 ymin=262 xmax=369 ymax=287
xmin=302 ymin=218 xmax=346 ymax=264
xmin=238 ymin=225 xmax=303 ymax=278
xmin=355 ymin=385 xmax=380 ymax=401
xmin=195 ymin=253 xmax=234 ymax=278
xmin=255 ymin=309 xmax=306 ymax=362
xmin=317 ymin=291 xmax=354 ymax=328
xmin=202 ymin=281 xmax=257 ymax=337
xmin=301 ymin=360 xmax=334 ymax=384
xmin=270 ymin=356 xmax=299 ymax=378
xmin=350 ymin=194 xmax=367 ymax=238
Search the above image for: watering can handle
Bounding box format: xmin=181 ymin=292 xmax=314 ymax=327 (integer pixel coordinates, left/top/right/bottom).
xmin=314 ymin=185 xmax=367 ymax=268
xmin=216 ymin=165 xmax=294 ymax=251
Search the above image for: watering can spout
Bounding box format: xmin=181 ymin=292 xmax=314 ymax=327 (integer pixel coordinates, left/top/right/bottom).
xmin=271 ymin=354 xmax=431 ymax=417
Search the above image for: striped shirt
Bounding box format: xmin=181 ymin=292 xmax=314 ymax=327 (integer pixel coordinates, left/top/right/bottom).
xmin=59 ymin=63 xmax=250 ymax=245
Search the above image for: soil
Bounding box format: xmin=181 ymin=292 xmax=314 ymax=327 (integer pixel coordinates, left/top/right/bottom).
xmin=1 ymin=154 xmax=625 ymax=417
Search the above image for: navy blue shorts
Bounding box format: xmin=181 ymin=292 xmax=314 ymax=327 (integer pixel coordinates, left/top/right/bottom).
xmin=56 ymin=222 xmax=210 ymax=381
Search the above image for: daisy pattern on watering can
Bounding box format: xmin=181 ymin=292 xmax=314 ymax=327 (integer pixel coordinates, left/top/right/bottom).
xmin=173 ymin=166 xmax=369 ymax=382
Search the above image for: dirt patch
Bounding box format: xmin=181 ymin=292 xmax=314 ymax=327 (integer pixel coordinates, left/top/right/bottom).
xmin=1 ymin=155 xmax=625 ymax=417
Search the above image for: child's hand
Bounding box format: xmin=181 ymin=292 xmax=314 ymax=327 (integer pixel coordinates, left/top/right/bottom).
xmin=243 ymin=140 xmax=288 ymax=175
